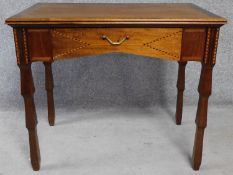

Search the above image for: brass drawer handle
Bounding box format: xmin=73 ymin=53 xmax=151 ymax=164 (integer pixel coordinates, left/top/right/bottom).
xmin=101 ymin=35 xmax=129 ymax=45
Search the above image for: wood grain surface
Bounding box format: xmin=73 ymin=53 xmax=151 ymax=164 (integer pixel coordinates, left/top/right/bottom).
xmin=51 ymin=28 xmax=182 ymax=61
xmin=5 ymin=3 xmax=227 ymax=25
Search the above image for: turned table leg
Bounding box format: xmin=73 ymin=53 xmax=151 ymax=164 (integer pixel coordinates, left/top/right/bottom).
xmin=191 ymin=27 xmax=219 ymax=170
xmin=44 ymin=62 xmax=55 ymax=126
xmin=192 ymin=64 xmax=214 ymax=170
xmin=175 ymin=61 xmax=187 ymax=125
xmin=19 ymin=64 xmax=41 ymax=171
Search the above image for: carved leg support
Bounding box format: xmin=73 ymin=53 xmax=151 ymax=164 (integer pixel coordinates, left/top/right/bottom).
xmin=20 ymin=64 xmax=41 ymax=171
xmin=44 ymin=62 xmax=55 ymax=126
xmin=175 ymin=61 xmax=187 ymax=125
xmin=192 ymin=64 xmax=213 ymax=170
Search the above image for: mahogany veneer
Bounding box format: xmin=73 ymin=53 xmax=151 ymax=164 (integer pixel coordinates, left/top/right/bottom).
xmin=5 ymin=3 xmax=227 ymax=171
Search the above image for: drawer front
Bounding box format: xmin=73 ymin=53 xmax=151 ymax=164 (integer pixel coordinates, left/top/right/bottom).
xmin=51 ymin=28 xmax=183 ymax=61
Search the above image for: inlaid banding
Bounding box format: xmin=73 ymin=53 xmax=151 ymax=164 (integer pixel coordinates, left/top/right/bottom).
xmin=23 ymin=29 xmax=29 ymax=64
xmin=204 ymin=28 xmax=211 ymax=64
xmin=13 ymin=29 xmax=20 ymax=64
xmin=212 ymin=28 xmax=220 ymax=64
xmin=144 ymin=31 xmax=182 ymax=45
xmin=52 ymin=30 xmax=90 ymax=46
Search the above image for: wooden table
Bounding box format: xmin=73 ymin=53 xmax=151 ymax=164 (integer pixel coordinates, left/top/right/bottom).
xmin=5 ymin=3 xmax=227 ymax=171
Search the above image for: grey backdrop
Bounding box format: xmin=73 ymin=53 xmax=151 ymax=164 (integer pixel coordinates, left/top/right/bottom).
xmin=0 ymin=0 xmax=232 ymax=110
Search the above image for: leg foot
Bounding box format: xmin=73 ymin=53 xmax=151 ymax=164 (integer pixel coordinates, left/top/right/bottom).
xmin=192 ymin=127 xmax=205 ymax=170
xmin=175 ymin=61 xmax=187 ymax=125
xmin=28 ymin=128 xmax=41 ymax=171
xmin=44 ymin=62 xmax=55 ymax=126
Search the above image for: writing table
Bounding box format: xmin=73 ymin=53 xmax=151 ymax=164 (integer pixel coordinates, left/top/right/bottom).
xmin=5 ymin=3 xmax=227 ymax=171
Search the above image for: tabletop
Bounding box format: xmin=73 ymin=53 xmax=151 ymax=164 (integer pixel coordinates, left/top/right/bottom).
xmin=5 ymin=3 xmax=227 ymax=25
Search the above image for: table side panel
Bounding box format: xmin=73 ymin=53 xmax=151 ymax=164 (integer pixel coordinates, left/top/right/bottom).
xmin=26 ymin=27 xmax=208 ymax=63
xmin=27 ymin=29 xmax=53 ymax=62
xmin=181 ymin=28 xmax=207 ymax=62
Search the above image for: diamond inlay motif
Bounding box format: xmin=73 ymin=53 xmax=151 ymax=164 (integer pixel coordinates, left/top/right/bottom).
xmin=143 ymin=31 xmax=182 ymax=59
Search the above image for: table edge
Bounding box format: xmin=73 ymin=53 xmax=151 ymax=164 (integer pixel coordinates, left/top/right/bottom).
xmin=5 ymin=3 xmax=227 ymax=26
